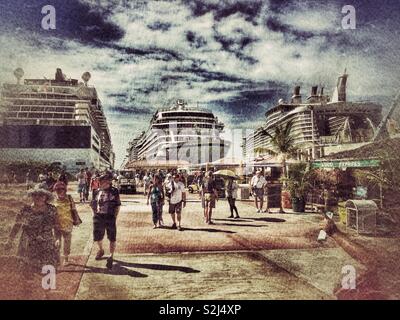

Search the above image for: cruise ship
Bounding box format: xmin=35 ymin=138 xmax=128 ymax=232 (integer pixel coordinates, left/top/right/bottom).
xmin=243 ymin=71 xmax=383 ymax=160
xmin=0 ymin=68 xmax=115 ymax=171
xmin=125 ymin=99 xmax=230 ymax=166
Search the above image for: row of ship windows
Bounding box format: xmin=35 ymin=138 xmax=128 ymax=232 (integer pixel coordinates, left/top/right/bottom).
xmin=153 ymin=124 xmax=222 ymax=129
xmin=9 ymin=100 xmax=77 ymax=106
xmin=2 ymin=93 xmax=79 ymax=100
xmin=155 ymin=118 xmax=218 ymax=124
xmin=5 ymin=112 xmax=74 ymax=119
xmin=7 ymin=106 xmax=75 ymax=113
xmin=159 ymin=112 xmax=215 ymax=119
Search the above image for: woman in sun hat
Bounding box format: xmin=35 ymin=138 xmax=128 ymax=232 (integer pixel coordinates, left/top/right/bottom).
xmin=5 ymin=187 xmax=60 ymax=274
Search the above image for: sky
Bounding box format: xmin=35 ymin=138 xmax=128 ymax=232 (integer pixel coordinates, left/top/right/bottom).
xmin=0 ymin=0 xmax=399 ymax=167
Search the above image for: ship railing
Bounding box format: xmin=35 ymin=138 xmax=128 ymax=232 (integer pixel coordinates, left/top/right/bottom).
xmin=157 ymin=107 xmax=211 ymax=113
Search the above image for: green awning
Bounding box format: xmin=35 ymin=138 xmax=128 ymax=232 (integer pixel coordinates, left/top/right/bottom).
xmin=311 ymin=159 xmax=380 ymax=169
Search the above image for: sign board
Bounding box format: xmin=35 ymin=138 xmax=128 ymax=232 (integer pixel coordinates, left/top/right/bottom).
xmin=311 ymin=159 xmax=380 ymax=169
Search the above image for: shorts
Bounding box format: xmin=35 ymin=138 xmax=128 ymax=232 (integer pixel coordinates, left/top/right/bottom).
xmin=169 ymin=201 xmax=182 ymax=214
xmin=93 ymin=214 xmax=117 ymax=242
xmin=78 ymin=183 xmax=86 ymax=193
xmin=202 ymin=193 xmax=216 ymax=209
xmin=253 ymin=188 xmax=264 ymax=199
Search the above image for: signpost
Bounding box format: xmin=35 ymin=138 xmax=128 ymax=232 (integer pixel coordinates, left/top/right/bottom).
xmin=311 ymin=159 xmax=380 ymax=169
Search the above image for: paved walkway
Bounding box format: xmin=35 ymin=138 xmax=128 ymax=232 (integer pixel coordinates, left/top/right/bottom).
xmin=59 ymin=193 xmax=365 ymax=300
xmin=0 ymin=187 xmax=368 ymax=299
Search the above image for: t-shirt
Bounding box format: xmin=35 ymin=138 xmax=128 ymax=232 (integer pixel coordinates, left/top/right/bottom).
xmin=150 ymin=185 xmax=163 ymax=203
xmin=251 ymin=175 xmax=266 ymax=189
xmin=85 ymin=171 xmax=92 ymax=184
xmin=90 ymin=177 xmax=100 ymax=190
xmin=76 ymin=173 xmax=86 ymax=185
xmin=91 ymin=187 xmax=121 ymax=216
xmin=226 ymin=181 xmax=238 ymax=199
xmin=202 ymin=178 xmax=216 ymax=193
xmin=54 ymin=196 xmax=74 ymax=232
xmin=167 ymin=181 xmax=185 ymax=205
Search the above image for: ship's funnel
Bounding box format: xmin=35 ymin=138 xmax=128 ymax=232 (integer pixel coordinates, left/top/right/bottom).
xmin=291 ymin=86 xmax=302 ymax=104
xmin=55 ymin=68 xmax=65 ymax=82
xmin=311 ymin=86 xmax=318 ymax=96
xmin=337 ymin=74 xmax=347 ymax=102
xmin=319 ymin=87 xmax=324 ymax=96
xmin=13 ymin=68 xmax=24 ymax=84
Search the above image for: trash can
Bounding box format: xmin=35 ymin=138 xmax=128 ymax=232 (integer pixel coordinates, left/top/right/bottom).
xmin=345 ymin=200 xmax=378 ymax=234
xmin=238 ymin=184 xmax=250 ymax=200
xmin=267 ymin=184 xmax=283 ymax=209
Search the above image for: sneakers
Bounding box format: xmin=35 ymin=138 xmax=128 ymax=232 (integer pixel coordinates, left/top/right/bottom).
xmin=153 ymin=225 xmax=158 ymax=229
xmin=106 ymin=257 xmax=113 ymax=270
xmin=228 ymin=215 xmax=234 ymax=218
xmin=256 ymin=209 xmax=261 ymax=213
xmin=171 ymin=223 xmax=177 ymax=229
xmin=234 ymin=215 xmax=240 ymax=219
xmin=178 ymin=226 xmax=182 ymax=231
xmin=95 ymin=249 xmax=104 ymax=261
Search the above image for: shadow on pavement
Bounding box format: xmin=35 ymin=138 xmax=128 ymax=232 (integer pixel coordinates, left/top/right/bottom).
xmin=213 ymin=218 xmax=252 ymax=222
xmin=113 ymin=260 xmax=200 ymax=273
xmin=64 ymin=264 xmax=148 ymax=278
xmin=182 ymin=227 xmax=236 ymax=234
xmin=214 ymin=223 xmax=266 ymax=228
xmin=250 ymin=217 xmax=286 ymax=223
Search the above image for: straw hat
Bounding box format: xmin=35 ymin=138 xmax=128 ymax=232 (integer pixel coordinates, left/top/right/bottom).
xmin=27 ymin=187 xmax=54 ymax=202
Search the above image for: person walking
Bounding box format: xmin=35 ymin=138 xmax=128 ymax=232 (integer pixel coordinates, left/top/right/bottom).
xmin=25 ymin=169 xmax=34 ymax=190
xmin=53 ymin=181 xmax=81 ymax=265
xmin=5 ymin=187 xmax=59 ymax=274
xmin=251 ymin=169 xmax=266 ymax=213
xmin=46 ymin=171 xmax=56 ymax=191
xmin=90 ymin=171 xmax=101 ymax=200
xmin=84 ymin=168 xmax=92 ymax=201
xmin=200 ymin=171 xmax=218 ymax=224
xmin=58 ymin=170 xmax=68 ymax=186
xmin=91 ymin=172 xmax=121 ymax=269
xmin=8 ymin=171 xmax=17 ymax=185
xmin=147 ymin=175 xmax=165 ymax=229
xmin=143 ymin=173 xmax=151 ymax=196
xmin=76 ymin=169 xmax=87 ymax=202
xmin=226 ymin=177 xmax=240 ymax=219
xmin=166 ymin=174 xmax=186 ymax=231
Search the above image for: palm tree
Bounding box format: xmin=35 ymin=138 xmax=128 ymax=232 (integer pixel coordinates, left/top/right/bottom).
xmin=261 ymin=120 xmax=297 ymax=179
xmin=257 ymin=120 xmax=298 ymax=213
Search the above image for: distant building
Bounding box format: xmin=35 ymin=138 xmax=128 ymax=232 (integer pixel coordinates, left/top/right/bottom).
xmin=0 ymin=68 xmax=114 ymax=172
xmin=243 ymin=72 xmax=383 ymax=161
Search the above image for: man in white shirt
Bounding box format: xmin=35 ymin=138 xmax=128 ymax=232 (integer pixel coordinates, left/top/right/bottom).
xmin=250 ymin=169 xmax=266 ymax=213
xmin=166 ymin=174 xmax=186 ymax=231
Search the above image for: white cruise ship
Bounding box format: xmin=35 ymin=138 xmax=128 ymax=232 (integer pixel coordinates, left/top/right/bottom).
xmin=0 ymin=68 xmax=115 ymax=171
xmin=244 ymin=71 xmax=383 ymax=160
xmin=126 ymin=99 xmax=230 ymax=165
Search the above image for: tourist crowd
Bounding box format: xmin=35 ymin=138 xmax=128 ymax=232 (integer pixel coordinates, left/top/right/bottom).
xmin=4 ymin=167 xmax=274 ymax=278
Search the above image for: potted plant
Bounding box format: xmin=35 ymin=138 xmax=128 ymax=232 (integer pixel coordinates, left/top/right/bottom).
xmin=282 ymin=163 xmax=312 ymax=212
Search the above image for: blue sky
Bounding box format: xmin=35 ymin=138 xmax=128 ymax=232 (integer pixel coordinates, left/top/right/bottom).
xmin=1 ymin=0 xmax=399 ymax=166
